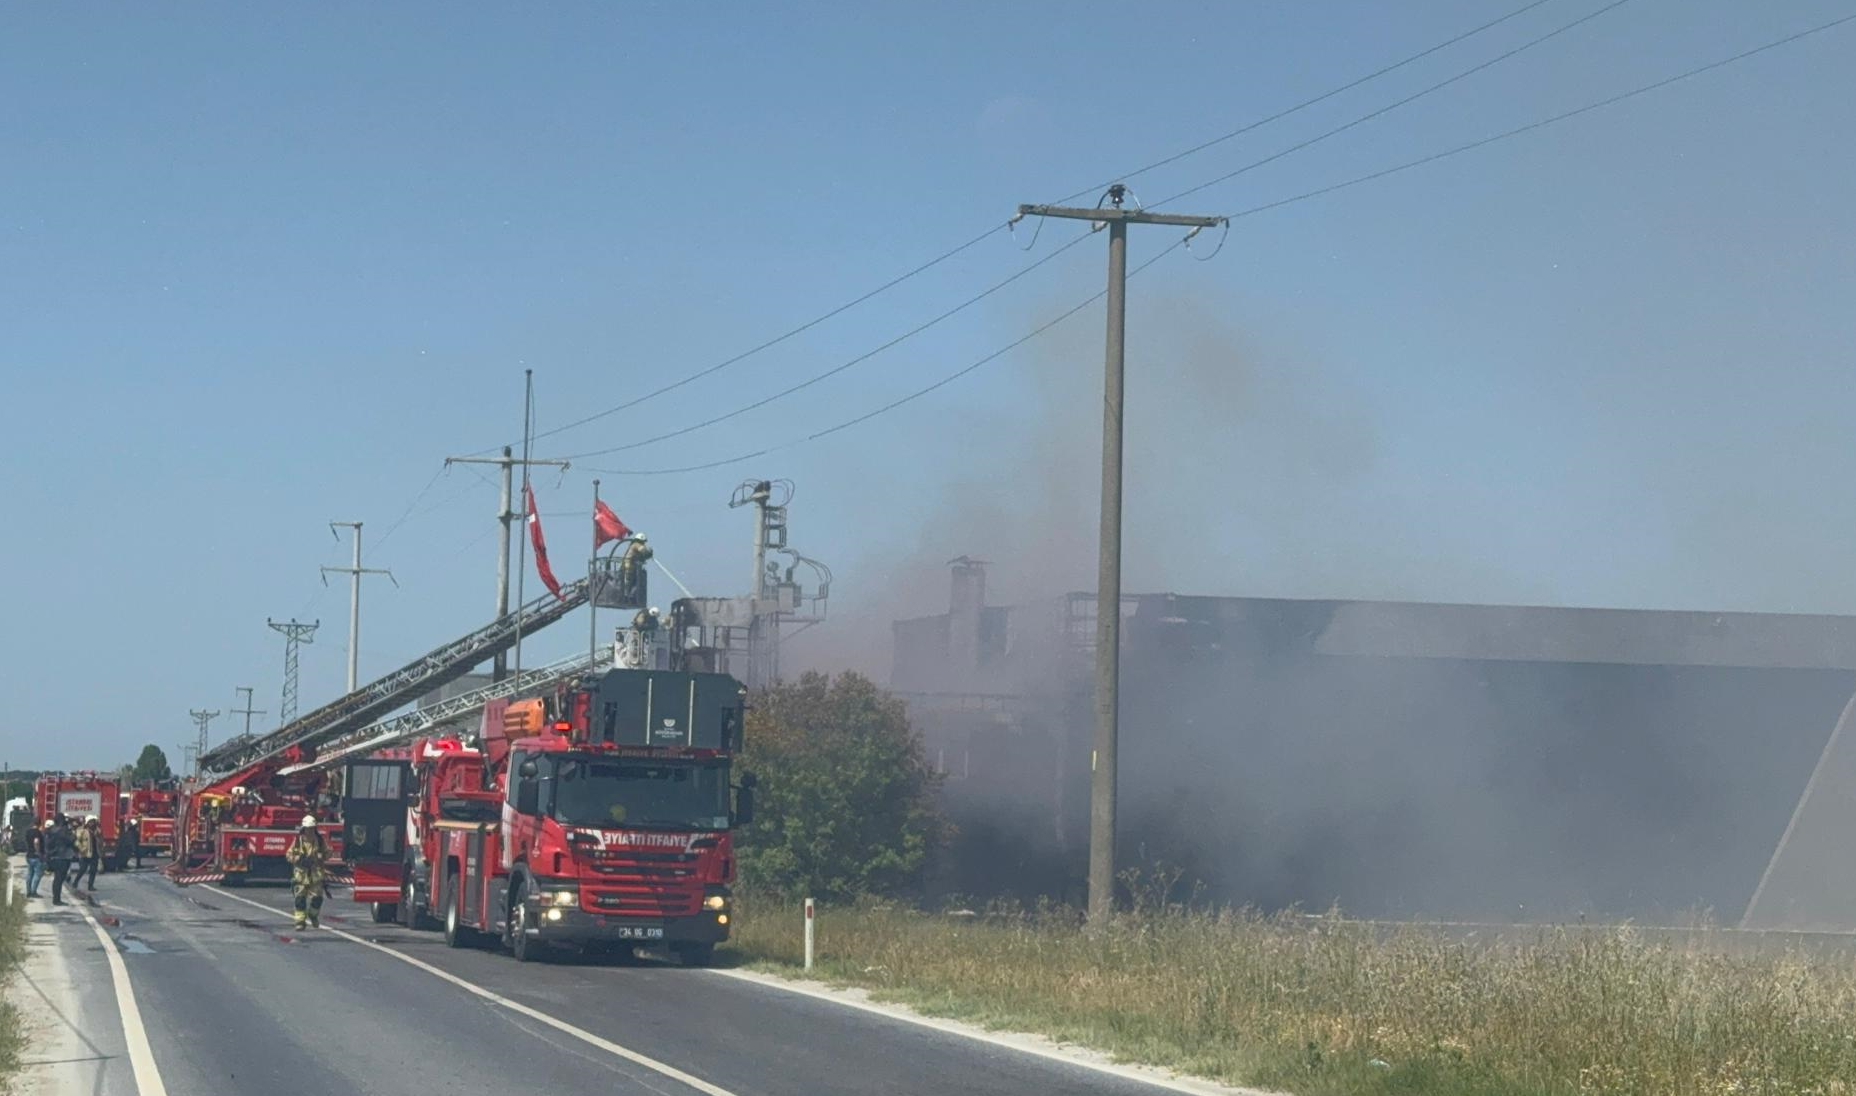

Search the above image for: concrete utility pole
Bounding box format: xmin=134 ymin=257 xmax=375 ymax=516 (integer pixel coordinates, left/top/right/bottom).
xmin=445 ymin=445 xmax=570 ymax=680
xmin=188 ymin=709 xmax=221 ymax=778
xmin=322 ymin=521 xmax=398 ymax=693
xmin=232 ymin=686 xmax=265 ymax=738
xmin=266 ymin=618 xmax=320 ymax=725
xmin=1015 ymin=186 xmax=1225 ymax=924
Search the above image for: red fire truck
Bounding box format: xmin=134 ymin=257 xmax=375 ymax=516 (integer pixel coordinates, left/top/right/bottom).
xmin=35 ymin=773 xmax=123 ymax=866
xmin=171 ymin=754 xmax=343 ymax=885
xmin=356 ymin=666 xmax=754 ymax=965
xmin=122 ymin=785 xmax=179 ymax=859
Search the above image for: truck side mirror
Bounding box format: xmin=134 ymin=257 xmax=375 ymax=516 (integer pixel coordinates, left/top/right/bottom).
xmin=734 ymin=774 xmax=757 ymax=827
xmin=515 ymin=778 xmax=540 ymax=817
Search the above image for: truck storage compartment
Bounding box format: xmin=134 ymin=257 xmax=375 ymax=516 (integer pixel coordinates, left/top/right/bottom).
xmin=587 ymin=670 xmax=745 ymax=750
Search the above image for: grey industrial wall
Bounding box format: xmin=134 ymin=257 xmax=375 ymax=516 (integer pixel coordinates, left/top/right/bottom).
xmin=902 ymin=592 xmax=1856 ymax=923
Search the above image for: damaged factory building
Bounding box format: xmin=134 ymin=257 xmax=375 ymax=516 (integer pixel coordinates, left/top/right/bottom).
xmin=891 ymin=558 xmax=1856 ymax=930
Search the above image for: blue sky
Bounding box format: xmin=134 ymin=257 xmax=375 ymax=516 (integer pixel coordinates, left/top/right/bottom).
xmin=3 ymin=1 xmax=1853 ymax=769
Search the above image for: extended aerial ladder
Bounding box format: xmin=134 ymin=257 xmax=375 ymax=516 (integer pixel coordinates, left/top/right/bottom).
xmin=199 ymin=579 xmax=591 ymax=776
xmin=169 ymin=579 xmax=592 ymax=884
xmin=276 ymin=651 xmax=604 ymax=778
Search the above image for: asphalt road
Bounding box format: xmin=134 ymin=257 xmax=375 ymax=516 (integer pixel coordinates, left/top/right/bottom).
xmin=17 ymin=865 xmax=1216 ymax=1096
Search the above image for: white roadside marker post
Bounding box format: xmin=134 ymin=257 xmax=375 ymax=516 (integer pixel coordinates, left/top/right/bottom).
xmin=803 ymin=897 xmax=815 ymax=971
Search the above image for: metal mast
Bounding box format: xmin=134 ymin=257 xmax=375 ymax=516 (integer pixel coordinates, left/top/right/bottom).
xmin=266 ymin=618 xmax=321 ymax=725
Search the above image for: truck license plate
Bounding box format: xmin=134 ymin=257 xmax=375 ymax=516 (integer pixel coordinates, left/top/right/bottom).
xmin=614 ymin=925 xmax=664 ymax=940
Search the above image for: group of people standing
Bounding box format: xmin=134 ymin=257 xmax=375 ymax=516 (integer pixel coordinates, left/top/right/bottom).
xmin=21 ymin=814 xmax=112 ymax=905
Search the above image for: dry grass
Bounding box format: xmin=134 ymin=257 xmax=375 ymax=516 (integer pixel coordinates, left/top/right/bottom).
xmin=0 ymin=864 xmax=24 ymax=1089
xmin=727 ymin=890 xmax=1856 ymax=1096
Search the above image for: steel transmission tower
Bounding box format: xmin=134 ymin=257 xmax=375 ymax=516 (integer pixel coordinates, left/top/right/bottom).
xmin=266 ymin=618 xmax=320 ymax=725
xmin=187 ymin=708 xmax=221 ymax=778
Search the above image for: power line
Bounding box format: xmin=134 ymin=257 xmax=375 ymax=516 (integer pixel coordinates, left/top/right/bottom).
xmin=576 ymin=10 xmax=1856 ymax=478
xmin=476 ymin=222 xmax=1011 ymax=455
xmin=366 ymin=464 xmax=447 ymax=558
xmin=472 ymin=0 xmax=1567 ymax=458
xmin=584 ymin=236 xmax=1193 ymax=477
xmin=558 ymin=229 xmax=1098 ymax=460
xmin=1205 ymin=11 xmax=1856 ymax=219
xmin=1051 ymin=0 xmax=1558 ymax=206
xmin=561 ymin=3 xmax=1625 ymax=464
xmin=1150 ymin=0 xmax=1636 ymax=209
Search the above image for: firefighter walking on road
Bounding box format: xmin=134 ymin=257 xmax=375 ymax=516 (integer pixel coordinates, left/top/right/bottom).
xmin=73 ymin=817 xmax=99 ymax=891
xmin=286 ymin=816 xmax=330 ymax=930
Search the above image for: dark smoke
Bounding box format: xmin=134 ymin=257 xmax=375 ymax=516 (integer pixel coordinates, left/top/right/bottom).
xmin=788 ymin=293 xmax=1853 ymax=924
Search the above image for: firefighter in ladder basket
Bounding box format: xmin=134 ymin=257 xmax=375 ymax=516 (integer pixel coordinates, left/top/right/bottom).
xmin=286 ymin=816 xmax=330 ymax=929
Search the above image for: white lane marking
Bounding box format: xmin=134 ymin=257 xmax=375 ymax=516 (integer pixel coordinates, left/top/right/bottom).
xmin=709 ymin=968 xmax=1270 ymax=1096
xmin=201 ymin=886 xmax=737 ymax=1096
xmin=75 ymin=902 xmax=170 ymax=1096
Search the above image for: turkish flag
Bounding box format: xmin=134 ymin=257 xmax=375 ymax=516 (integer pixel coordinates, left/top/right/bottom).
xmin=525 ymin=484 xmax=564 ymax=600
xmin=594 ymin=500 xmax=631 ymax=548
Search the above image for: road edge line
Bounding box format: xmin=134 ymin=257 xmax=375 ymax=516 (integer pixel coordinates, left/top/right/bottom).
xmin=201 ymin=885 xmax=736 ymax=1096
xmin=76 ymin=901 xmax=169 ymax=1096
xmin=707 ymin=967 xmax=1275 ymax=1096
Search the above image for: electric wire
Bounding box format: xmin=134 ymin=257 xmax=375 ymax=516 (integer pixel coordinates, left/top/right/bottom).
xmin=580 ymin=11 xmax=1855 ymax=477
xmin=1197 ymin=11 xmax=1856 ymax=218
xmin=1050 ymin=0 xmax=1559 ymax=206
xmin=481 ymin=222 xmax=1012 ymax=454
xmin=584 ymin=236 xmax=1190 ymax=477
xmin=1148 ymin=0 xmax=1636 ymax=209
xmin=557 ymin=228 xmax=1097 ymax=460
xmin=366 ymin=464 xmax=448 ymax=558
xmin=559 ymin=0 xmax=1626 ymax=462
xmin=472 ymin=0 xmax=1564 ymax=457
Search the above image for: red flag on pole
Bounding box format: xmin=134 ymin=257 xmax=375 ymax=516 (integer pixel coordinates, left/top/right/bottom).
xmin=594 ymin=500 xmax=631 ymax=548
xmin=525 ymin=484 xmax=564 ymax=600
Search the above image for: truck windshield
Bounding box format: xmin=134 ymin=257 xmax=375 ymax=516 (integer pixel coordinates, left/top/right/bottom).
xmin=550 ymin=759 xmax=730 ymax=831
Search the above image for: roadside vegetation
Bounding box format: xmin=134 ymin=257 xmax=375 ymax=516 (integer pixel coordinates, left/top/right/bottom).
xmin=736 ymin=672 xmax=946 ymax=902
xmin=730 ymin=889 xmax=1856 ymax=1096
xmin=731 ymin=675 xmax=1856 ymax=1094
xmin=0 ymin=864 xmax=27 ymax=1088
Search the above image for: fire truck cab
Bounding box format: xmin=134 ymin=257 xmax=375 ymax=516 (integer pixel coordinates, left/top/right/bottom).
xmin=375 ymin=667 xmax=754 ymax=965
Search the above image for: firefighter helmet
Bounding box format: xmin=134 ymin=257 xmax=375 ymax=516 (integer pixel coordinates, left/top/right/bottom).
xmin=299 ymin=815 xmax=318 ymax=829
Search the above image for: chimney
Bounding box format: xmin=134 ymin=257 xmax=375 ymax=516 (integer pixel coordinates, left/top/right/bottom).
xmin=947 ymin=556 xmax=988 ymax=680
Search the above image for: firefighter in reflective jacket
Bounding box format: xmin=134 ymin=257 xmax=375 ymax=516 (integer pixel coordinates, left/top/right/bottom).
xmin=286 ymin=816 xmax=330 ymax=929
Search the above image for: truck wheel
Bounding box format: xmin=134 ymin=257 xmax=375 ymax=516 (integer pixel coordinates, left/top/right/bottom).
xmin=370 ymin=902 xmax=399 ymax=924
xmin=509 ymin=884 xmax=539 ymax=964
xmin=400 ymin=868 xmax=436 ymax=930
xmin=675 ymin=942 xmax=716 ymax=968
xmin=442 ymin=876 xmax=470 ymax=949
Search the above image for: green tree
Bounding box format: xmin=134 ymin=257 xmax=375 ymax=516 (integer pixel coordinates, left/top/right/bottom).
xmin=131 ymin=744 xmax=172 ymax=784
xmin=737 ymin=671 xmax=946 ymax=902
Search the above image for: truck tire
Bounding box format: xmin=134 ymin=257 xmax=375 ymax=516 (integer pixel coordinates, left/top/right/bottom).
xmin=674 ymin=942 xmax=716 ymax=968
xmin=442 ymin=875 xmax=471 ymax=949
xmin=509 ymin=882 xmax=539 ymax=964
xmin=400 ymin=864 xmax=438 ymax=930
xmin=370 ymin=902 xmax=398 ymax=924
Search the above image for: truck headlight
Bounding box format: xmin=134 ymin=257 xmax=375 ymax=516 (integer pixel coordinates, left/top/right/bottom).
xmin=550 ymin=889 xmax=578 ymax=907
xmin=703 ymin=894 xmax=729 ymax=912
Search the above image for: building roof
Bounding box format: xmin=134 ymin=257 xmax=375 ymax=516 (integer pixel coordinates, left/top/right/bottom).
xmin=1107 ymin=594 xmax=1856 ymax=670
